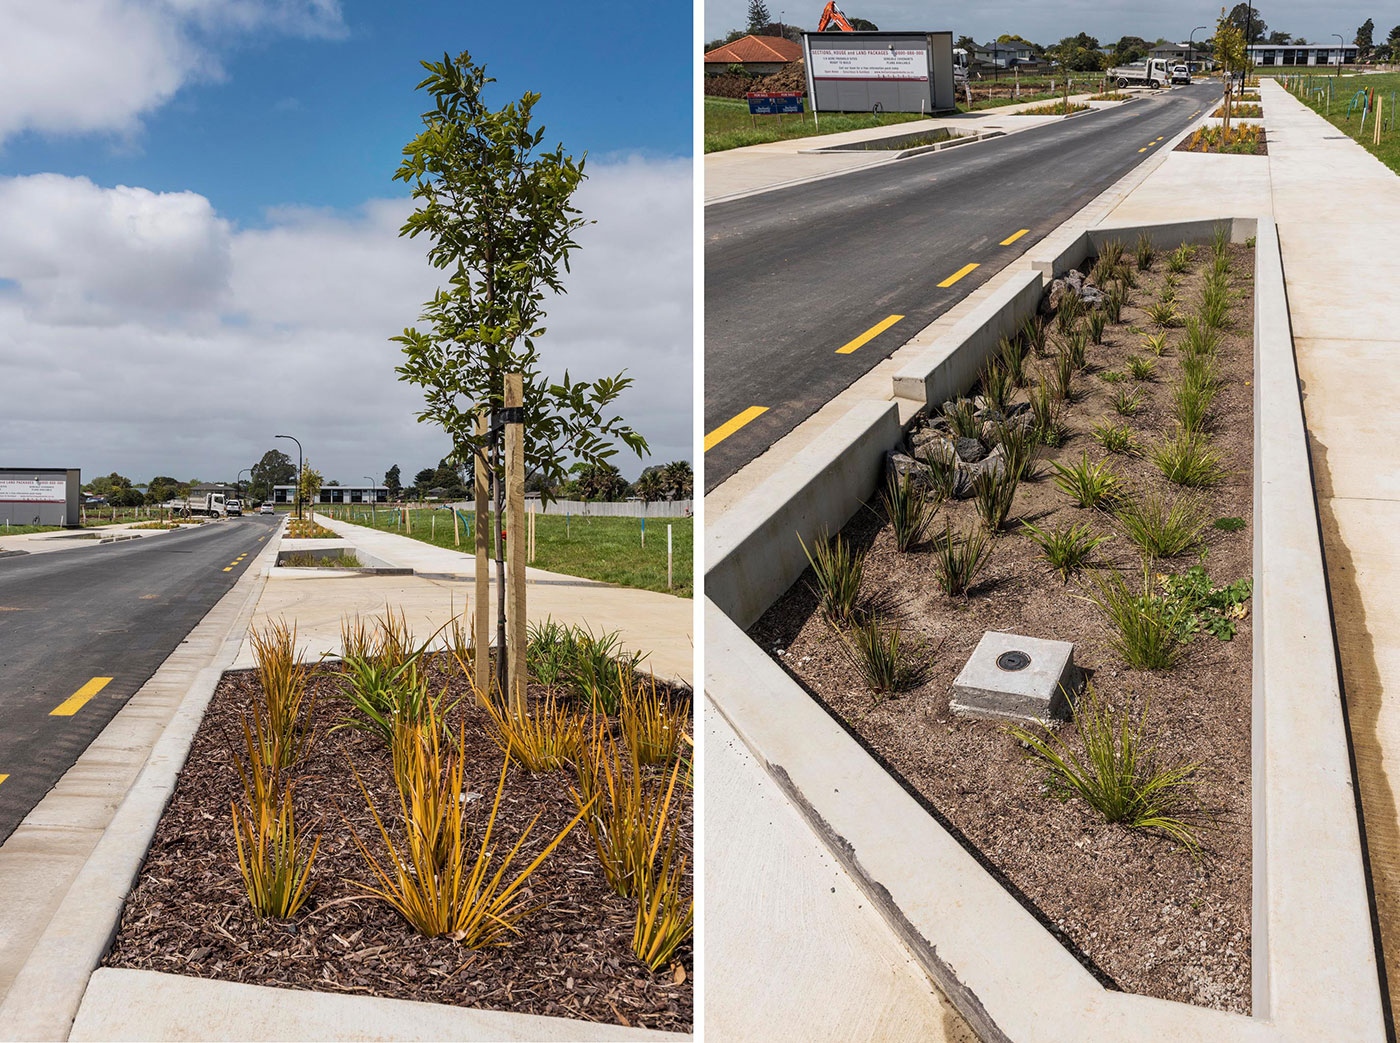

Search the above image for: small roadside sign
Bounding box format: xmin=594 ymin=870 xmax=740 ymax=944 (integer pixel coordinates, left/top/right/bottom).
xmin=746 ymin=91 xmax=805 ymax=115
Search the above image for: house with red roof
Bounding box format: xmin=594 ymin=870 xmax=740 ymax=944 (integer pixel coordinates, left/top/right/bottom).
xmin=703 ymin=35 xmax=803 ymax=76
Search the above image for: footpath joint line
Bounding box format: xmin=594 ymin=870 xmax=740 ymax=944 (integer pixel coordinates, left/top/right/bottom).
xmin=938 ymin=262 xmax=979 ymax=288
xmin=51 ymin=677 xmax=112 ymax=717
xmin=705 ymin=406 xmax=769 ymax=452
xmin=835 ymin=314 xmax=904 ymax=355
xmin=1000 ymin=229 xmax=1030 ymax=246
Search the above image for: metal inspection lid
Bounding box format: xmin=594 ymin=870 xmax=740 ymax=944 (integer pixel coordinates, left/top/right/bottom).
xmin=996 ymin=650 xmax=1031 ymax=671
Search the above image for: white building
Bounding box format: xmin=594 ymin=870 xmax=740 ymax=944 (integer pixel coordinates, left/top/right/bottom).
xmin=1247 ymin=42 xmax=1358 ymax=67
xmin=272 ymin=484 xmax=388 ymax=505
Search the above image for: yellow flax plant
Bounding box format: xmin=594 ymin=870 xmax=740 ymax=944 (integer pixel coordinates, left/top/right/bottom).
xmin=248 ymin=618 xmax=316 ymax=767
xmin=632 ymin=816 xmax=693 ymax=972
xmin=619 ymin=673 xmax=689 ymax=767
xmin=477 ymin=677 xmax=585 ymax=772
xmin=346 ymin=730 xmax=594 ymax=944
xmin=572 ymin=714 xmax=684 ymax=897
xmin=230 ymin=711 xmax=321 ymax=919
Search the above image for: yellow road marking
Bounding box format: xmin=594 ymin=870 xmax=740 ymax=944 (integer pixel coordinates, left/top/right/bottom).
xmin=223 ymin=566 xmax=233 ymax=572
xmin=835 ymin=314 xmax=904 ymax=355
xmin=51 ymin=677 xmax=112 ymax=717
xmin=1156 ymin=136 xmax=1164 ymax=141
xmin=1138 ymin=147 xmax=1148 ymax=152
xmin=1000 ymin=229 xmax=1030 ymax=246
xmin=0 ymin=775 xmax=8 ymax=786
xmin=705 ymin=406 xmax=769 ymax=452
xmin=938 ymin=262 xmax=979 ymax=288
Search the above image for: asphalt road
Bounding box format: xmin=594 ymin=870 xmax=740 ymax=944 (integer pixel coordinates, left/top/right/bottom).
xmin=0 ymin=515 xmax=277 ymax=844
xmin=704 ymin=82 xmax=1219 ymax=487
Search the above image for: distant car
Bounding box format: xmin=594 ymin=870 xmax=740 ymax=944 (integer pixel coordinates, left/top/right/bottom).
xmin=225 ymin=499 xmax=242 ymax=517
xmin=259 ymin=504 xmax=275 ymax=515
xmin=1171 ymin=65 xmax=1191 ymax=85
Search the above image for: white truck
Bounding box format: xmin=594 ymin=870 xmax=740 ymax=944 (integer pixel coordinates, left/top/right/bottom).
xmin=1106 ymin=58 xmax=1172 ymax=90
xmin=161 ymin=492 xmax=227 ymax=517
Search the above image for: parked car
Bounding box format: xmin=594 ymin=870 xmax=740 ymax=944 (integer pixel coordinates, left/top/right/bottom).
xmin=259 ymin=503 xmax=275 ymax=515
xmin=1171 ymin=64 xmax=1191 ymax=85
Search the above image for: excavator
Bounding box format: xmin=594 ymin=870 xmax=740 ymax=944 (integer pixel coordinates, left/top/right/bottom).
xmin=816 ymin=1 xmax=854 ymax=32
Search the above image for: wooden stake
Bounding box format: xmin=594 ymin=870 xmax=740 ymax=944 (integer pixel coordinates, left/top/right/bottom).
xmin=453 ymin=504 xmax=460 ymax=547
xmin=667 ymin=524 xmax=673 ymax=590
xmin=474 ymin=411 xmax=490 ymax=700
xmin=504 ymin=373 xmax=527 ymax=714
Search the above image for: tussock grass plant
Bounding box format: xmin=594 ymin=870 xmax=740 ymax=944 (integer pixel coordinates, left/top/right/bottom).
xmin=993 ymin=419 xmax=1038 ymax=480
xmin=974 ymin=464 xmax=1021 ymax=531
xmin=1009 ymin=686 xmax=1204 ymax=856
xmin=1021 ymin=519 xmax=1108 ymax=580
xmin=1151 ymin=429 xmax=1226 ymax=488
xmin=334 ymin=630 xmax=443 ymax=746
xmin=1100 ymin=239 xmax=1125 ymax=269
xmin=839 ymin=614 xmax=914 ymax=701
xmin=1092 ymin=419 xmax=1139 ymax=455
xmin=1085 ymin=309 xmax=1107 ymax=345
xmin=943 ymin=398 xmax=980 ymax=439
xmin=1081 ymin=565 xmax=1192 ymax=669
xmin=980 ymin=357 xmax=1013 ymax=414
xmin=1029 ymin=377 xmax=1068 ymax=445
xmin=881 ymin=470 xmax=935 ymax=552
xmin=1171 ymin=381 xmax=1217 ymax=433
xmin=1059 ymin=328 xmax=1088 ymax=369
xmin=1111 ymin=385 xmax=1146 ymax=417
xmin=231 ymin=781 xmax=320 ymax=921
xmin=1050 ymin=452 xmax=1121 ymax=508
xmin=1135 ymin=231 xmax=1154 ymax=271
xmin=573 ymin=719 xmax=684 ymax=897
xmin=480 ymin=685 xmax=586 ymax=772
xmin=933 ymin=520 xmax=992 ymax=596
xmin=349 ymin=732 xmax=591 ymax=942
xmin=920 ymin=448 xmax=959 ymax=501
xmin=1021 ymin=313 xmax=1048 ymax=356
xmin=1115 ymin=265 xmax=1137 ymax=290
xmin=1099 ymin=369 xmax=1126 ymax=384
xmin=1105 ymin=282 xmax=1128 ymax=322
xmin=620 ymin=675 xmax=689 ymax=767
xmin=1179 ymin=351 xmax=1221 ymax=394
xmin=1142 ymin=331 xmax=1169 ymax=357
xmin=1145 ymin=300 xmax=1180 ymax=329
xmin=799 ymin=531 xmax=864 ymax=621
xmin=1167 ymin=243 xmax=1195 ymax=273
xmin=1090 ymin=254 xmax=1119 ymax=288
xmin=569 ymin=631 xmax=649 ymax=715
xmin=1211 ymin=223 xmax=1230 ymax=258
xmin=1126 ymin=355 xmax=1156 ymax=382
xmin=1200 ymin=282 xmax=1233 ymax=330
xmin=1052 ymin=350 xmax=1075 ymax=401
xmin=999 ymin=335 xmax=1028 ymax=387
xmin=1114 ymin=488 xmax=1208 ymax=558
xmin=248 ymin=619 xmax=315 ymax=767
xmin=633 ymin=820 xmax=693 ymax=971
xmin=1181 ymin=318 xmax=1220 ymax=358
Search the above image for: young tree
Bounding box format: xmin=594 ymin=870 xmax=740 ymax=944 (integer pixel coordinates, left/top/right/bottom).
xmin=956 ymin=34 xmax=977 ymax=53
xmin=1213 ymin=7 xmax=1247 ymax=141
xmin=298 ymin=461 xmax=323 ymax=518
xmin=393 ymin=52 xmax=647 ymax=695
xmin=746 ymin=0 xmax=771 ymax=35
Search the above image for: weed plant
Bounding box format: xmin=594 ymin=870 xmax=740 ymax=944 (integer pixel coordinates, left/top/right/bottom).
xmin=1099 ymin=370 xmax=1126 ymax=384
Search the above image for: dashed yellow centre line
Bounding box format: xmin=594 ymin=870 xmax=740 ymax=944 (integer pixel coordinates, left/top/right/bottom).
xmin=835 ymin=314 xmax=904 ymax=355
xmin=938 ymin=262 xmax=979 ymax=288
xmin=705 ymin=406 xmax=769 ymax=452
xmin=1138 ymin=147 xmax=1149 ymax=152
xmin=51 ymin=677 xmax=112 ymax=717
xmin=0 ymin=774 xmax=8 ymax=786
xmin=1000 ymin=229 xmax=1030 ymax=246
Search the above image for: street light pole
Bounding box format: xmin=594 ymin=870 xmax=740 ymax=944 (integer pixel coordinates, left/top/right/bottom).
xmin=236 ymin=467 xmax=251 ymax=509
xmin=364 ymin=475 xmax=377 ymax=525
xmin=1334 ymin=33 xmax=1345 ymax=77
xmin=275 ymin=434 xmax=303 ymax=521
xmin=1190 ymin=26 xmax=1207 ymax=74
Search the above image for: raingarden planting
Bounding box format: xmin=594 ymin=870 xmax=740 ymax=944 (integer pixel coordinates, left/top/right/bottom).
xmin=756 ymin=227 xmax=1256 ymax=1012
xmin=106 ymin=611 xmax=693 ymax=1031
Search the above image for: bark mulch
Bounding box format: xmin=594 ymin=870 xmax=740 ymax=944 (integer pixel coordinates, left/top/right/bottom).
xmin=752 ymin=244 xmax=1255 ymax=1013
xmin=104 ymin=662 xmax=693 ymax=1034
xmin=1176 ymin=125 xmax=1269 ymax=155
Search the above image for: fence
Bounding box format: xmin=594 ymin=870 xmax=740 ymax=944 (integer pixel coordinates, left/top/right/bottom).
xmin=505 ymin=498 xmax=692 ymax=518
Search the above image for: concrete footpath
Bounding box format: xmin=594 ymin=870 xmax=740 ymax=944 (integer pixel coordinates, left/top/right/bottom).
xmin=705 ymin=91 xmax=1117 ymax=203
xmin=243 ymin=516 xmax=693 ymax=686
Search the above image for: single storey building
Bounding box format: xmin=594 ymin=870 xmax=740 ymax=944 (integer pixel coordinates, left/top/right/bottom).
xmin=0 ymin=467 xmax=81 ymax=527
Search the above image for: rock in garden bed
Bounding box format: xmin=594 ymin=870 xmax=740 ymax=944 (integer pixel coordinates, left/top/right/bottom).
xmin=104 ymin=660 xmax=694 ymax=1033
xmin=755 ymin=239 xmax=1256 ymax=1013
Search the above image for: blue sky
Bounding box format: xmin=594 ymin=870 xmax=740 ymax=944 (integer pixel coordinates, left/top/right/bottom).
xmin=0 ymin=0 xmax=694 ymax=484
xmin=4 ymin=1 xmax=693 ymax=224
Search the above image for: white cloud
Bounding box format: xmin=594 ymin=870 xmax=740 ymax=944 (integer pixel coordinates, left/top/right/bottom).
xmin=0 ymin=158 xmax=693 ymax=484
xmin=0 ymin=0 xmax=344 ymax=145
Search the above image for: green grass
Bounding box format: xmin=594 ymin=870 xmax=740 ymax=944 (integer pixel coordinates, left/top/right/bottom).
xmin=321 ymin=505 xmax=693 ymax=598
xmin=705 ymin=95 xmax=924 ymax=153
xmin=1290 ymin=72 xmax=1400 ymax=175
xmin=0 ymin=523 xmax=63 ymax=535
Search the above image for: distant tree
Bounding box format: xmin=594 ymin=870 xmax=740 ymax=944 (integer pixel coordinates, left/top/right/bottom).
xmin=111 ymin=486 xmax=145 ymax=508
xmin=250 ymin=449 xmax=296 ymax=502
xmin=1225 ymin=3 xmax=1267 ymax=43
xmin=573 ymin=461 xmax=627 ymax=501
xmin=88 ymin=472 xmax=131 ymax=498
xmin=996 ymin=33 xmax=1042 ymax=55
xmin=662 ymin=460 xmax=694 ymax=500
xmin=1264 ymin=30 xmax=1291 ymax=45
xmin=433 ymin=456 xmax=468 ymax=497
xmin=1051 ymin=34 xmax=1104 ymax=72
xmin=384 ymin=464 xmax=402 ymax=498
xmin=325 ymin=479 xmax=341 ymax=486
xmin=746 ymin=0 xmax=770 ymax=35
xmin=956 ymin=34 xmax=977 ymax=52
xmin=145 ymin=476 xmax=184 ymax=505
xmin=1356 ymin=18 xmax=1375 ymax=56
xmin=633 ymin=469 xmax=666 ymax=503
xmin=849 ymin=17 xmax=878 ymax=31
xmin=1112 ymin=36 xmax=1152 ymax=65
xmin=414 ymin=467 xmax=437 ymax=492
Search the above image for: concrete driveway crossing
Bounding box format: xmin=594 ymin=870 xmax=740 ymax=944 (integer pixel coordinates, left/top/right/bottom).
xmin=704 ymin=81 xmax=1218 ymax=487
xmin=0 ymin=515 xmax=278 ymax=844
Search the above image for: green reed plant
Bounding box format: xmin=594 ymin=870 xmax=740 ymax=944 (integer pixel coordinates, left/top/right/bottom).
xmin=999 ymin=335 xmax=1028 ymax=387
xmin=1181 ymin=317 xmax=1220 ymax=358
xmin=943 ymin=398 xmax=981 ymax=439
xmin=1092 ymin=419 xmax=1139 ymax=455
xmin=974 ymin=464 xmax=1021 ymax=531
xmin=920 ymin=448 xmax=959 ymax=501
xmin=1050 ymin=452 xmax=1121 ymax=508
xmin=1029 ymin=376 xmax=1068 ymax=446
xmin=799 ymin=530 xmax=864 ymax=621
xmin=981 ymin=357 xmax=1013 ymax=414
xmin=1081 ymin=565 xmax=1192 ymax=669
xmin=933 ymin=519 xmax=992 ymax=596
xmin=839 ymin=614 xmax=915 ymax=703
xmin=1135 ymin=231 xmax=1154 ymax=271
xmin=1085 ymin=309 xmax=1107 ymax=345
xmin=1020 ymin=519 xmax=1108 ymax=580
xmin=1114 ymin=488 xmax=1209 ymax=558
xmin=1021 ymin=313 xmax=1048 ymax=356
xmin=1105 ymin=282 xmax=1128 ymax=322
xmin=1151 ymin=429 xmax=1226 ymax=487
xmin=881 ymin=470 xmax=935 ymax=552
xmin=1171 ymin=380 xmax=1217 ymax=433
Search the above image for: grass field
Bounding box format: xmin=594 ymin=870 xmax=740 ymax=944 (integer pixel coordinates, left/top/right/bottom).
xmin=705 ymin=95 xmax=924 ymax=152
xmin=320 ymin=505 xmax=693 ymax=598
xmin=1286 ymin=71 xmax=1400 ymax=175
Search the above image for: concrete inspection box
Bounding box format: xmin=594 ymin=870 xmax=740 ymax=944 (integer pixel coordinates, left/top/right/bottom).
xmin=949 ymin=631 xmax=1081 ymax=723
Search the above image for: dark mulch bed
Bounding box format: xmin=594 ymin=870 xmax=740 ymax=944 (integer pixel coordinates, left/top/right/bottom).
xmin=105 ymin=661 xmax=693 ymax=1033
xmin=1175 ymin=125 xmax=1269 ymax=155
xmin=752 ymin=245 xmax=1255 ymax=1013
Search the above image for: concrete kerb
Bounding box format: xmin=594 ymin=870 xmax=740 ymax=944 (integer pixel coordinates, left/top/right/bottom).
xmin=0 ymin=527 xmax=282 ymax=1042
xmin=704 ymin=220 xmax=1386 ymax=1037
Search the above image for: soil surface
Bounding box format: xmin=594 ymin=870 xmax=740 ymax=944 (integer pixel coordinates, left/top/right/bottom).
xmin=752 ymin=245 xmax=1255 ymax=1012
xmin=105 ymin=662 xmax=693 ymax=1033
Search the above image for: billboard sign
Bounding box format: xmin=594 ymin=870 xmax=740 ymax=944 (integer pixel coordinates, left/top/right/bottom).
xmin=747 ymin=91 xmax=805 ymax=115
xmin=0 ymin=477 xmax=66 ymax=503
xmin=810 ymin=46 xmax=928 ymax=82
